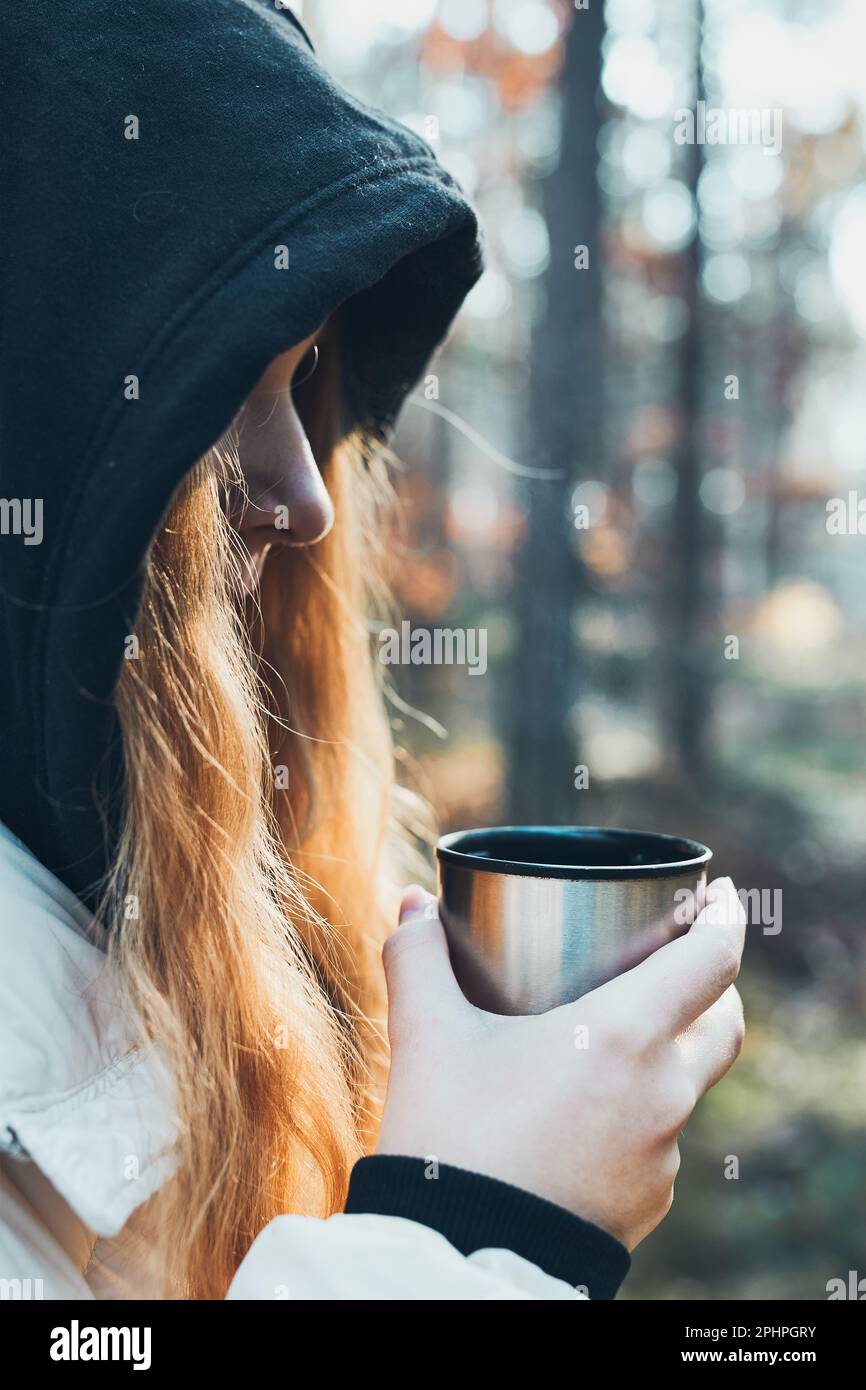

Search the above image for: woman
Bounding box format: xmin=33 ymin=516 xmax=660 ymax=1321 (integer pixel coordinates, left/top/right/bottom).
xmin=0 ymin=1 xmax=745 ymax=1300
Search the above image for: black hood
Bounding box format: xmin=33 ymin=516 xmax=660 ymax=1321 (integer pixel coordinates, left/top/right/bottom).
xmin=0 ymin=0 xmax=483 ymax=906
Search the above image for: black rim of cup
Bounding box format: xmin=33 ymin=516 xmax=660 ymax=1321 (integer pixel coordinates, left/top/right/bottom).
xmin=436 ymin=825 xmax=712 ymax=881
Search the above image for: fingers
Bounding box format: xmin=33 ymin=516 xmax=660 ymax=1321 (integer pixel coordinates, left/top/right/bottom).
xmin=400 ymin=883 xmax=431 ymax=917
xmin=677 ymin=984 xmax=746 ymax=1097
xmin=382 ymin=886 xmax=466 ymax=1040
xmin=591 ymin=877 xmax=746 ymax=1039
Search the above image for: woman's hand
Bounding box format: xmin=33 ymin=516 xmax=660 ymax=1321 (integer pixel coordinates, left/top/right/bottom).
xmin=376 ymin=877 xmax=746 ymax=1252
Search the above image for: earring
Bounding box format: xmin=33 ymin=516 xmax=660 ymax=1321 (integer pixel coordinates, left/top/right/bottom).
xmin=291 ymin=343 xmax=320 ymax=391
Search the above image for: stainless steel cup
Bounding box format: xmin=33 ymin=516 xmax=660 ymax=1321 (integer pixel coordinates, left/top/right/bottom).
xmin=437 ymin=825 xmax=712 ymax=1015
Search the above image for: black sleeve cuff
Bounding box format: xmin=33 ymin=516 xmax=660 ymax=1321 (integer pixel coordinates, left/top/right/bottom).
xmin=344 ymin=1155 xmax=630 ymax=1299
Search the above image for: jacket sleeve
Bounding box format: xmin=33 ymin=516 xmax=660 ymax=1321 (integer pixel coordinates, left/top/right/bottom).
xmin=227 ymin=1158 xmax=630 ymax=1301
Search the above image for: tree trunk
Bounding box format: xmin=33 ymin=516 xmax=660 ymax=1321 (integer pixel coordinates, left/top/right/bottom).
xmin=664 ymin=0 xmax=710 ymax=777
xmin=505 ymin=5 xmax=605 ymax=823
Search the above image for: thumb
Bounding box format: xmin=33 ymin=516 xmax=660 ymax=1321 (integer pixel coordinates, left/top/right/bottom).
xmin=383 ymin=886 xmax=466 ymax=1040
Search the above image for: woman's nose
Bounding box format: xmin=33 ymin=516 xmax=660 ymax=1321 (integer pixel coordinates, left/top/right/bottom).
xmin=237 ymin=392 xmax=335 ymax=548
xmin=274 ymin=449 xmax=335 ymax=544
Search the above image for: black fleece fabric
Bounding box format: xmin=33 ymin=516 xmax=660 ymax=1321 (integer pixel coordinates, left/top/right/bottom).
xmin=1 ymin=0 xmax=483 ymax=904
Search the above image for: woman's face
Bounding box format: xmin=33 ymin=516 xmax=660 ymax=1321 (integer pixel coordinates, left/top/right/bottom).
xmin=233 ymin=323 xmax=332 ymax=590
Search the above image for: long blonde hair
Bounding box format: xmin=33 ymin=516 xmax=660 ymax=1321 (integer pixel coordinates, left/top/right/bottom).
xmin=98 ymin=330 xmax=429 ymax=1297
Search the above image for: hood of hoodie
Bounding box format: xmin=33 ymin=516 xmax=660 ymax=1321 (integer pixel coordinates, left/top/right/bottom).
xmin=0 ymin=0 xmax=483 ymax=908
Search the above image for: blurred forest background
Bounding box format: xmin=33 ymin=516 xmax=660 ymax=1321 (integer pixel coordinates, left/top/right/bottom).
xmin=299 ymin=0 xmax=866 ymax=1298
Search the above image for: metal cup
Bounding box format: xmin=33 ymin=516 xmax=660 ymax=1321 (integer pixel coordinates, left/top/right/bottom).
xmin=437 ymin=825 xmax=712 ymax=1015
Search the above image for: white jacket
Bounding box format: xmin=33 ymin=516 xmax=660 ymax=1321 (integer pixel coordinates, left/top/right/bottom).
xmin=0 ymin=821 xmax=583 ymax=1301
